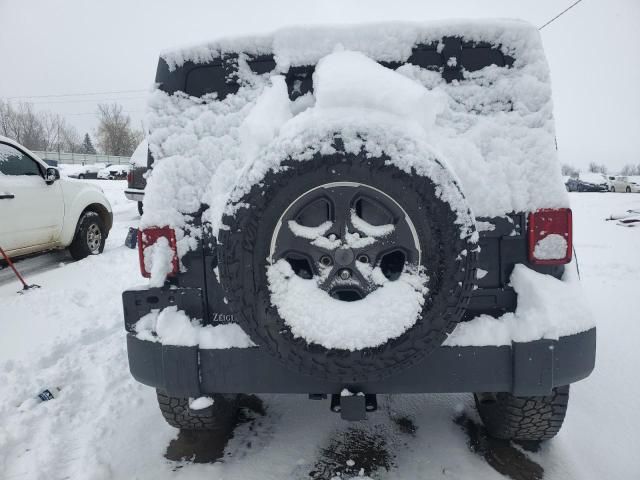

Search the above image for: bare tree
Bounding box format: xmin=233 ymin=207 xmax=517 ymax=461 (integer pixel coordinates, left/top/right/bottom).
xmin=620 ymin=164 xmax=640 ymax=176
xmin=588 ymin=162 xmax=607 ymax=174
xmin=0 ymin=100 xmax=80 ymax=152
xmin=96 ymin=103 xmax=142 ymax=156
xmin=561 ymin=164 xmax=580 ymax=178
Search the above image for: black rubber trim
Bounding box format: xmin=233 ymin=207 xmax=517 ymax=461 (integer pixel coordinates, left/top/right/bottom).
xmin=126 ymin=335 xmax=200 ymax=397
xmin=126 ymin=327 xmax=595 ymax=397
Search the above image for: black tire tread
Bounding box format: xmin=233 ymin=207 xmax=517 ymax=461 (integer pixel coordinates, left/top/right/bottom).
xmin=68 ymin=211 xmax=106 ymax=260
xmin=156 ymin=390 xmax=239 ymax=431
xmin=475 ymin=385 xmax=570 ymax=441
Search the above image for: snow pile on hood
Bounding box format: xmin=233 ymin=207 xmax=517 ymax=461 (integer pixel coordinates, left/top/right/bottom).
xmin=135 ymin=306 xmax=255 ymax=349
xmin=267 ymin=259 xmax=428 ymax=351
xmin=143 ymin=19 xmax=565 ymax=256
xmin=444 ymin=263 xmax=595 ymax=346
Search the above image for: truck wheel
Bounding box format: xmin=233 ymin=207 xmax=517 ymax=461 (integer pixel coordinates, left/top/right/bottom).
xmin=474 ymin=385 xmax=570 ymax=441
xmin=69 ymin=211 xmax=106 ymax=260
xmin=137 ymin=201 xmax=143 ymax=216
xmin=78 ymin=174 xmax=85 ymax=179
xmin=626 ymin=186 xmax=631 ymax=193
xmin=156 ymin=390 xmax=239 ymax=431
xmin=219 ymin=151 xmax=477 ymax=383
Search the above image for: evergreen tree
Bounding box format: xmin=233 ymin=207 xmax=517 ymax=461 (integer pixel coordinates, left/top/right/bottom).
xmin=80 ymin=133 xmax=96 ymax=154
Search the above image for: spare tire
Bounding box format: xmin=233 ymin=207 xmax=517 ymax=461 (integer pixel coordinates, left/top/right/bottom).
xmin=218 ymin=150 xmax=477 ymax=383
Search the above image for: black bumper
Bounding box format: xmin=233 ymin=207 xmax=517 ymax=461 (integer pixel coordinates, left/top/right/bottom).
xmin=124 ymin=287 xmax=596 ymax=398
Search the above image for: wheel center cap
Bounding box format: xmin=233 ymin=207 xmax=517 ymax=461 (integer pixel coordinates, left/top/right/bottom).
xmin=334 ymin=247 xmax=355 ymax=266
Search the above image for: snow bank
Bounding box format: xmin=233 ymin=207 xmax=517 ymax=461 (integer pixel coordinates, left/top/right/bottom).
xmin=444 ymin=263 xmax=595 ymax=346
xmin=143 ymin=19 xmax=565 ymax=259
xmin=135 ymin=306 xmax=255 ymax=348
xmin=267 ymin=259 xmax=428 ymax=350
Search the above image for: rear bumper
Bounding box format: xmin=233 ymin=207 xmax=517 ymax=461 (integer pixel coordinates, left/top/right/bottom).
xmin=123 ymin=287 xmax=596 ymax=398
xmin=124 ymin=189 xmax=144 ymax=202
xmin=126 ymin=329 xmax=595 ymax=398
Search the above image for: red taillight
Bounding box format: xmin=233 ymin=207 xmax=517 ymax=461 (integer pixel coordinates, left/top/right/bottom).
xmin=137 ymin=227 xmax=179 ymax=278
xmin=527 ymin=208 xmax=572 ymax=265
xmin=127 ymin=170 xmax=133 ymax=185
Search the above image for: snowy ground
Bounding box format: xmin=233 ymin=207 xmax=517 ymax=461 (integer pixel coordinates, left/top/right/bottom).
xmin=0 ymin=183 xmax=639 ymax=480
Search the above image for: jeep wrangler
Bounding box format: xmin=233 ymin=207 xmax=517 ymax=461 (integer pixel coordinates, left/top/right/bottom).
xmin=122 ymin=20 xmax=596 ymax=441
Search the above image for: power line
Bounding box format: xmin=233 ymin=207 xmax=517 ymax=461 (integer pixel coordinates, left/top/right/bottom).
xmin=2 ymin=88 xmax=148 ymax=100
xmin=64 ymin=110 xmax=145 ymax=116
xmin=25 ymin=95 xmax=148 ymax=106
xmin=539 ymin=0 xmax=586 ymax=30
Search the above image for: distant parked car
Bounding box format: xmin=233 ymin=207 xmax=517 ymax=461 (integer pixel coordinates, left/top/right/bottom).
xmin=608 ymin=175 xmax=640 ymax=193
xmin=566 ymin=173 xmax=608 ymax=192
xmin=124 ymin=140 xmax=147 ymax=215
xmin=64 ymin=163 xmax=105 ymax=179
xmin=0 ymin=136 xmax=112 ymax=260
xmin=97 ymin=164 xmax=129 ymax=180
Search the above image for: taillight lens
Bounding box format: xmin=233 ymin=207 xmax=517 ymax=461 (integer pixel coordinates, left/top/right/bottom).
xmin=127 ymin=170 xmax=133 ymax=185
xmin=527 ymin=208 xmax=572 ymax=265
xmin=137 ymin=227 xmax=179 ymax=278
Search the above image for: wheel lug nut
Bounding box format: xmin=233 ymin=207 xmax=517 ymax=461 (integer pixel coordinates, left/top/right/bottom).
xmin=320 ymin=256 xmax=333 ymax=267
xmin=357 ymin=254 xmax=369 ymax=264
xmin=339 ymin=269 xmax=351 ymax=280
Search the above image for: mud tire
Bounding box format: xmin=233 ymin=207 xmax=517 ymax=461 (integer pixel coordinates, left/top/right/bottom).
xmin=474 ymin=385 xmax=570 ymax=441
xmin=156 ymin=390 xmax=239 ymax=431
xmin=69 ymin=211 xmax=106 ymax=260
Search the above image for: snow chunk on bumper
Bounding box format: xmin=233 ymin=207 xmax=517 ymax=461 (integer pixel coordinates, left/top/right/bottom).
xmin=134 ymin=306 xmax=255 ymax=349
xmin=444 ymin=263 xmax=595 ymax=346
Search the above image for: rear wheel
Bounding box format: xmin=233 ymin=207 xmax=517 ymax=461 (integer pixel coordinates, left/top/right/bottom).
xmin=474 ymin=386 xmax=570 ymax=441
xmin=69 ymin=211 xmax=106 ymax=260
xmin=626 ymin=186 xmax=631 ymax=193
xmin=156 ymin=390 xmax=239 ymax=431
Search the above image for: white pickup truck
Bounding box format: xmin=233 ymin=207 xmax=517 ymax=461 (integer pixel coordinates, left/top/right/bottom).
xmin=0 ymin=136 xmax=113 ymax=260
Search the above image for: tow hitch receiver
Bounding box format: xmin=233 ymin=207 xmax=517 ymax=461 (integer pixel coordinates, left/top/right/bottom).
xmin=330 ymin=393 xmax=378 ymax=420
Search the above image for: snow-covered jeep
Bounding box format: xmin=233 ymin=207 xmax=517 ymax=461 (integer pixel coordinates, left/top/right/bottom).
xmin=122 ymin=20 xmax=596 ymax=441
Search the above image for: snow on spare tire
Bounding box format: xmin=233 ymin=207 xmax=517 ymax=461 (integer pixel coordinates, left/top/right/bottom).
xmin=217 ymin=51 xmax=478 ymax=382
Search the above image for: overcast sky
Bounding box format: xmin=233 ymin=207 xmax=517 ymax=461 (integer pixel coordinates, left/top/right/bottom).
xmin=1 ymin=0 xmax=638 ymax=171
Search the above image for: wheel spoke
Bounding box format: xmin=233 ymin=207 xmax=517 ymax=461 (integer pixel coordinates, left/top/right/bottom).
xmin=327 ymin=187 xmax=357 ymax=239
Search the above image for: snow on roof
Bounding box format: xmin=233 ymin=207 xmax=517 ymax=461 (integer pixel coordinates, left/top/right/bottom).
xmin=161 ymin=19 xmax=538 ymax=71
xmin=579 ymin=172 xmax=607 ymax=184
xmin=129 ymin=139 xmax=148 ymax=167
xmin=144 ymin=19 xmax=567 ymax=259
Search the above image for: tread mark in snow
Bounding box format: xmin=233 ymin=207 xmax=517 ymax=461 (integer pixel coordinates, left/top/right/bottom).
xmin=308 ymin=427 xmax=394 ymax=479
xmin=454 ymin=414 xmax=544 ymax=480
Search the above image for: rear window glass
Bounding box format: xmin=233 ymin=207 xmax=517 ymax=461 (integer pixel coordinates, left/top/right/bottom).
xmin=177 ymin=38 xmax=511 ymax=100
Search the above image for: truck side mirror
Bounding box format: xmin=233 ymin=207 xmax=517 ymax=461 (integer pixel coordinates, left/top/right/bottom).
xmin=45 ymin=167 xmax=60 ymax=184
